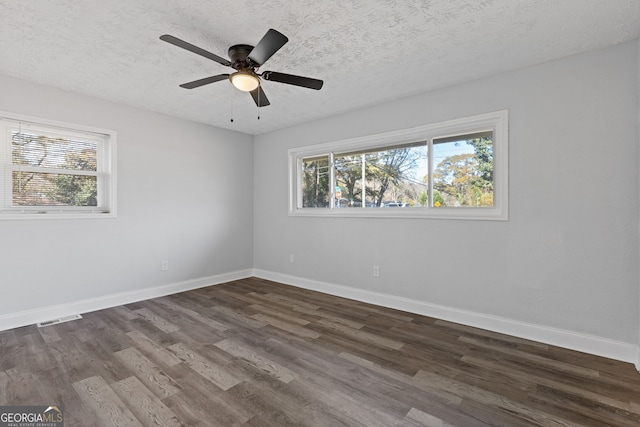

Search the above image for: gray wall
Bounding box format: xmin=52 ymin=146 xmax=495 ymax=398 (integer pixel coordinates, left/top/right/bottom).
xmin=254 ymin=41 xmax=639 ymax=345
xmin=0 ymin=74 xmax=254 ymax=318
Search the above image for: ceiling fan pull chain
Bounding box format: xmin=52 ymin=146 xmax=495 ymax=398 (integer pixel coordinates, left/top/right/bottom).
xmin=230 ymin=92 xmax=234 ymax=123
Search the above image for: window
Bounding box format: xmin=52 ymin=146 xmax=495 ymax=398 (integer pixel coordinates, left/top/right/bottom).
xmin=0 ymin=112 xmax=116 ymax=219
xmin=289 ymin=110 xmax=508 ymax=220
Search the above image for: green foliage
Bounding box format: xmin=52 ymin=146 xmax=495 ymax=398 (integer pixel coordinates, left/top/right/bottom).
xmin=335 ymin=155 xmax=368 ymax=204
xmin=48 ymin=174 xmax=97 ymax=206
xmin=47 ymin=149 xmax=98 ymax=206
xmin=433 ymin=190 xmax=445 ymax=207
xmin=418 ymin=191 xmax=428 ymax=207
xmin=433 ymin=137 xmax=493 ymax=207
xmin=467 ymin=137 xmax=493 ymax=183
xmin=302 ymin=158 xmax=330 ymax=207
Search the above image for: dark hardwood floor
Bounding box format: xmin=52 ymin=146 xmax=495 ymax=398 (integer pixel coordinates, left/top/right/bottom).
xmin=1 ymin=277 xmax=639 ymax=426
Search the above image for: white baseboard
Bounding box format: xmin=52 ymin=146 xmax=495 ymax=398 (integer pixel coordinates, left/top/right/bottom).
xmin=4 ymin=268 xmax=636 ymax=367
xmin=0 ymin=269 xmax=253 ymax=332
xmin=253 ymin=269 xmax=638 ymax=365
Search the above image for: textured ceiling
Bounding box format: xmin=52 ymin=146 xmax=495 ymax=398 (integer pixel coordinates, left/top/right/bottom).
xmin=0 ymin=0 xmax=639 ymax=135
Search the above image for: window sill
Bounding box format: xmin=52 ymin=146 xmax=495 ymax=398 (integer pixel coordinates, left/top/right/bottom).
xmin=0 ymin=211 xmax=116 ymax=220
xmin=289 ymin=207 xmax=507 ymax=221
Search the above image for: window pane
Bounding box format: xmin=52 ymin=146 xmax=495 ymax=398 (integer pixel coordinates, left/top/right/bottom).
xmin=334 ymin=154 xmax=364 ymax=207
xmin=301 ymin=157 xmax=330 ymax=207
xmin=12 ymin=171 xmax=97 ymax=207
xmin=432 ymin=133 xmax=493 ymax=207
xmin=12 ymin=131 xmax=97 ymax=171
xmin=360 ymin=143 xmax=428 ymax=208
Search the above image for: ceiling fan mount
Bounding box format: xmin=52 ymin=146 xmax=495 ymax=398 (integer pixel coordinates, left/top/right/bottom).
xmin=228 ymin=44 xmax=255 ymax=66
xmin=160 ymin=29 xmax=323 ymax=107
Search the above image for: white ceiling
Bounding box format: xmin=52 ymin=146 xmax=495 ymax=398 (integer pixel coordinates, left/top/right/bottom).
xmin=1 ymin=0 xmax=639 ymax=135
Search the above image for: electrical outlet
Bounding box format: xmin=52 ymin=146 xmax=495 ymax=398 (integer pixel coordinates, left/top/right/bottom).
xmin=161 ymin=260 xmax=169 ymax=271
xmin=372 ymin=265 xmax=380 ymax=277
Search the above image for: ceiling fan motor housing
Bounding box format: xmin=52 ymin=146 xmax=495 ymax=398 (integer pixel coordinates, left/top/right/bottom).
xmin=228 ymin=44 xmax=256 ymax=69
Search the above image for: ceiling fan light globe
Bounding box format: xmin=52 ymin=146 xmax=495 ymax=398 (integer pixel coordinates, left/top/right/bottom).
xmin=230 ymin=72 xmax=260 ymax=92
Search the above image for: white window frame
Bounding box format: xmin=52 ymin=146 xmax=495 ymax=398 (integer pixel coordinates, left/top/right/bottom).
xmin=0 ymin=111 xmax=117 ymax=220
xmin=289 ymin=110 xmax=508 ymax=221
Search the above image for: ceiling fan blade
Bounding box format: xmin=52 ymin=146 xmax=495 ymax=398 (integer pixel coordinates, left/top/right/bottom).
xmin=180 ymin=74 xmax=230 ymax=89
xmin=250 ymin=86 xmax=271 ymax=107
xmin=248 ymin=29 xmax=288 ymax=66
xmin=261 ymin=71 xmax=323 ymax=90
xmin=160 ymin=34 xmax=231 ymax=67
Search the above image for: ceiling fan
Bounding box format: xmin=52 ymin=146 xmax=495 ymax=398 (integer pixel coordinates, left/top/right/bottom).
xmin=160 ymin=29 xmax=323 ymax=107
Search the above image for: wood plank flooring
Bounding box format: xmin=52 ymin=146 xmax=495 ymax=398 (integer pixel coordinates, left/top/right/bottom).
xmin=1 ymin=277 xmax=640 ymax=426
